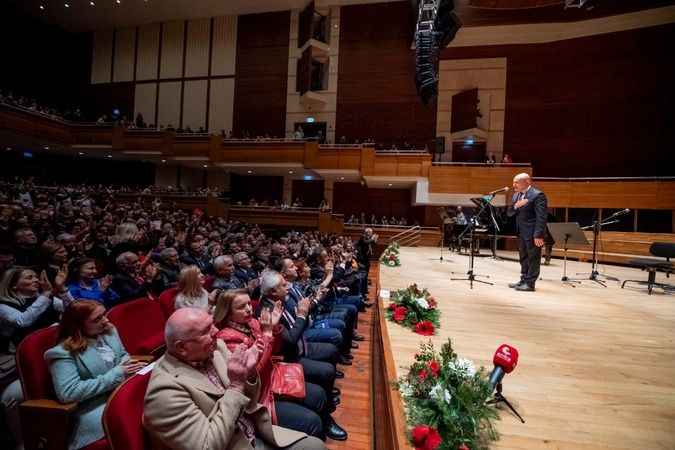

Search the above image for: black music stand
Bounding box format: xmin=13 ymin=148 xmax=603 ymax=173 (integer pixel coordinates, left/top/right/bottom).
xmin=451 ymin=195 xmax=494 ymax=289
xmin=547 ymin=222 xmax=588 ymax=287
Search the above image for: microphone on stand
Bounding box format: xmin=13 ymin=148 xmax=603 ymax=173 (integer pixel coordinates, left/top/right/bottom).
xmin=609 ymin=208 xmax=631 ymax=218
xmin=488 ymin=344 xmax=519 ymax=390
xmin=486 ymin=186 xmax=510 ymax=196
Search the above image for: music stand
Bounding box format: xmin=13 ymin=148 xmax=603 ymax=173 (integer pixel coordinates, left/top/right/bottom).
xmin=547 ymin=222 xmax=588 ymax=287
xmin=429 ymin=208 xmax=453 ymax=263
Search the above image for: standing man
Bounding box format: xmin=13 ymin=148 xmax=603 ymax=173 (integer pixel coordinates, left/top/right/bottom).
xmin=507 ymin=173 xmax=548 ymax=292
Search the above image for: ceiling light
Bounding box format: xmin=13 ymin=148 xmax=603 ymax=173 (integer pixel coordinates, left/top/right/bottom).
xmin=116 ymin=0 xmax=120 ymax=4
xmin=39 ymin=5 xmax=45 ymax=10
xmin=247 ymin=170 xmax=253 ymax=174
xmin=203 ymin=164 xmax=208 ymax=168
xmin=339 ymin=176 xmax=345 ymax=181
xmin=43 ymin=145 xmax=49 ymax=150
xmin=78 ymin=152 xmax=85 ymax=155
xmin=106 ymin=154 xmax=112 ymax=158
xmin=161 ymin=159 xmax=166 ymax=163
xmin=388 ymin=183 xmax=393 ymax=187
xmin=64 ymin=3 xmax=70 ymax=8
xmin=90 ymin=1 xmax=95 ymax=5
xmin=288 ymin=170 xmax=294 ymax=174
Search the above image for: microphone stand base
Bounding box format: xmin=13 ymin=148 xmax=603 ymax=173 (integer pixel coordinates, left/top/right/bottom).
xmin=488 ymin=383 xmax=525 ymax=423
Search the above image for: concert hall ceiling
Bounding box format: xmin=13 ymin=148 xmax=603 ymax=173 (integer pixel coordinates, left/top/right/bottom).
xmin=12 ymin=0 xmax=674 ymax=31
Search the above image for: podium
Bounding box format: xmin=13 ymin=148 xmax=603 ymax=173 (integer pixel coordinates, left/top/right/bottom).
xmin=547 ymin=222 xmax=589 ymax=287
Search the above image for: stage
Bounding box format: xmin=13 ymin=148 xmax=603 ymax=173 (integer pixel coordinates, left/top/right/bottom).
xmin=378 ymin=247 xmax=675 ymax=450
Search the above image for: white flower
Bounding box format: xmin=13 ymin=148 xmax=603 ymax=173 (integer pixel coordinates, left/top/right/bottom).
xmin=444 ymin=389 xmax=452 ymax=404
xmin=398 ymin=381 xmax=414 ymax=398
xmin=415 ymin=297 xmax=429 ymax=309
xmin=448 ymin=357 xmax=477 ymax=378
xmin=430 ymin=384 xmax=452 ymax=404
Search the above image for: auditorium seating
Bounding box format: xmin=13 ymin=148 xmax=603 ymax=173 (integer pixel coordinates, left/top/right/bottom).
xmin=102 ymin=372 xmax=152 ymax=450
xmin=158 ymin=287 xmax=178 ymax=319
xmin=16 ymin=325 xmax=109 ymax=450
xmin=106 ymin=298 xmax=166 ymax=357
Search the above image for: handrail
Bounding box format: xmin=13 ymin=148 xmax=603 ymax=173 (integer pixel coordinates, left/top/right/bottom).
xmin=389 ymin=225 xmax=422 ymax=246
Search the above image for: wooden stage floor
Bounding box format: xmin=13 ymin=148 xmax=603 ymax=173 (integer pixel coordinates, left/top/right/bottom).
xmin=379 ymin=247 xmax=675 ymax=450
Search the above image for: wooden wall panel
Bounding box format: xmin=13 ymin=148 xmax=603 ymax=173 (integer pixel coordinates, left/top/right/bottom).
xmin=91 ymin=30 xmax=113 ymax=84
xmin=336 ymin=2 xmax=436 ymax=149
xmin=208 ymin=78 xmax=235 ymax=135
xmin=113 ymin=28 xmax=136 ymax=82
xmin=537 ymin=180 xmax=675 ymax=209
xmin=428 ymin=165 xmax=530 ymax=193
xmin=133 ymin=83 xmax=157 ymax=127
xmin=160 ymin=21 xmax=185 ymax=79
xmin=136 ymin=24 xmax=160 ymax=81
xmin=185 ymin=19 xmax=211 ymax=78
xmin=157 ymin=81 xmax=181 ymax=128
xmin=211 ymin=16 xmax=237 ymax=76
xmin=439 ymin=24 xmax=675 ymax=177
xmin=182 ymin=80 xmax=208 ymax=130
xmin=233 ymin=12 xmax=290 ymax=138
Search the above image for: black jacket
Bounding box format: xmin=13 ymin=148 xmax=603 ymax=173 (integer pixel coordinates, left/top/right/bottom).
xmin=507 ymin=187 xmax=548 ymax=239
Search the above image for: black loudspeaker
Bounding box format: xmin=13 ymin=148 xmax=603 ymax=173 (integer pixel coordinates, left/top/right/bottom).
xmin=435 ymin=136 xmax=445 ymax=154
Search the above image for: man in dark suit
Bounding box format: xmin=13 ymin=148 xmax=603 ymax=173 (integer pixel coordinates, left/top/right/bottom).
xmin=507 ymin=173 xmax=548 ymax=291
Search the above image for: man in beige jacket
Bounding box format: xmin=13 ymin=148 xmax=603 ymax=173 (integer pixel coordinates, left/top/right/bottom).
xmin=144 ymin=308 xmax=326 ymax=450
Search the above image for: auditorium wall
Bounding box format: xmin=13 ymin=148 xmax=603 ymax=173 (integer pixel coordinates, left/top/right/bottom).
xmin=336 ymin=2 xmax=675 ymax=177
xmin=333 ymin=182 xmax=413 ymax=222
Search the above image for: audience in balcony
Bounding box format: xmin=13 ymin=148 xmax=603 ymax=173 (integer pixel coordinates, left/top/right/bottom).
xmin=345 ymin=213 xmax=408 ymax=226
xmin=502 ymin=153 xmax=513 ymax=164
xmin=1 ymin=89 xmax=83 ymax=122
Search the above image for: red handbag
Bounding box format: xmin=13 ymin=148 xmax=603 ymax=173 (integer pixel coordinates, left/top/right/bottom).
xmin=270 ymin=362 xmax=306 ymax=399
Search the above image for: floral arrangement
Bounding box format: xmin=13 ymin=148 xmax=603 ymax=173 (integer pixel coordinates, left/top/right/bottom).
xmin=396 ymin=340 xmax=500 ymax=450
xmin=386 ymin=284 xmax=440 ymax=335
xmin=380 ymin=241 xmax=401 ymax=267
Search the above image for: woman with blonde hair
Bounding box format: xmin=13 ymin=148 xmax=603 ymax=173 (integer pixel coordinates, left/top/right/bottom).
xmin=45 ymin=300 xmax=146 ymax=450
xmin=174 ymin=265 xmax=217 ymax=311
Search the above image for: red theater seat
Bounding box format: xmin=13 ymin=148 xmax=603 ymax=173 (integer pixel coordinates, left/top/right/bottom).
xmin=107 ymin=298 xmax=166 ymax=357
xmin=17 ymin=325 xmax=109 ymax=450
xmin=103 ymin=372 xmax=152 ymax=450
xmin=158 ymin=287 xmax=178 ymax=319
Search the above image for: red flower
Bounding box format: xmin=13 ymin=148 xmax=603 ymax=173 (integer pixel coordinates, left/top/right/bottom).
xmin=428 ymin=360 xmax=440 ymax=377
xmin=427 ymin=297 xmax=437 ymax=309
xmin=388 ymin=303 xmax=397 ymax=311
xmin=411 ymin=425 xmax=442 ymax=450
xmin=393 ymin=306 xmax=408 ymax=322
xmin=417 ymin=369 xmax=428 ymax=381
xmin=415 ymin=321 xmax=435 ymax=336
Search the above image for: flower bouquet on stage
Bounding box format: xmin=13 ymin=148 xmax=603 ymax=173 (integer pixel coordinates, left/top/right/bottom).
xmin=396 ymin=340 xmax=500 ymax=450
xmin=380 ymin=241 xmax=401 ymax=267
xmin=386 ymin=284 xmax=439 ymax=335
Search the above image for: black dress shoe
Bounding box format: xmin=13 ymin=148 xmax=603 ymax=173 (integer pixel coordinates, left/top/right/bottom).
xmin=325 ymin=417 xmax=348 ymax=441
xmin=338 ymin=355 xmax=353 ymax=365
xmin=353 ymin=333 xmax=365 ymax=341
xmin=335 ymin=369 xmax=344 ymax=378
xmin=332 ymin=387 xmax=341 ymax=396
xmin=515 ymin=283 xmax=535 ymax=292
xmin=341 ymin=352 xmax=354 ymax=360
xmin=332 ymin=395 xmax=341 ymax=407
xmin=508 ymin=281 xmax=524 ymax=288
xmin=351 ymin=342 xmax=359 ymax=349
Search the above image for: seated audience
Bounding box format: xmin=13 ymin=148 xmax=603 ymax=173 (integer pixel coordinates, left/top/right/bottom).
xmin=206 ymin=255 xmax=245 ymax=291
xmin=67 ymin=257 xmax=119 ymax=308
xmin=45 ymin=300 xmax=147 ymax=450
xmin=143 ymin=307 xmax=326 ymax=450
xmin=0 ymin=267 xmax=71 ymax=449
xmin=111 ymin=251 xmax=159 ymax=303
xmin=154 ymin=247 xmax=181 ymax=293
xmin=174 ymin=265 xmax=215 ymax=312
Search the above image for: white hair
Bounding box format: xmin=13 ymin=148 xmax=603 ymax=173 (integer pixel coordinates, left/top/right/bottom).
xmin=115 ymin=251 xmax=137 ymax=268
xmin=213 ymin=255 xmax=233 ymax=269
xmin=260 ymin=270 xmax=282 ymax=296
xmin=514 ymin=173 xmax=531 ymax=182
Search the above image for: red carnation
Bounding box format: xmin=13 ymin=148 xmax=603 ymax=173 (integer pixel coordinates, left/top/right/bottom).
xmin=393 ymin=306 xmax=408 ymax=322
xmin=428 ymin=360 xmax=440 ymax=377
xmin=388 ymin=303 xmax=397 ymax=311
xmin=417 ymin=369 xmax=428 ymax=381
xmin=427 ymin=297 xmax=437 ymax=309
xmin=415 ymin=320 xmax=435 ymax=336
xmin=411 ymin=425 xmax=442 ymax=450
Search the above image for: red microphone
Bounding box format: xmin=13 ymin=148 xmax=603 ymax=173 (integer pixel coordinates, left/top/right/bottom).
xmin=488 ymin=344 xmax=519 ymax=390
